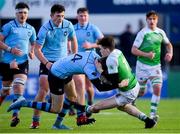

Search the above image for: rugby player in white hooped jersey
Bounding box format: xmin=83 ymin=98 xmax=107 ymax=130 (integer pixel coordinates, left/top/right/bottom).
xmin=131 ymin=10 xmax=173 ymax=121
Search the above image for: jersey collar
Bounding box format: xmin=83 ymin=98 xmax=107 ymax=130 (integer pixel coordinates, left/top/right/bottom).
xmin=49 ymin=19 xmax=63 ymax=30
xmin=77 ymin=22 xmax=89 ymax=30
xmin=14 ymin=19 xmax=27 ymax=28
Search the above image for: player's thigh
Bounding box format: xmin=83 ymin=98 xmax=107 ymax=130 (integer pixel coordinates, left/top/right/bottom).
xmin=64 ymin=79 xmax=77 ymax=101
xmin=85 ymin=77 xmax=93 ymax=90
xmin=39 ymin=75 xmax=49 ymax=91
xmin=73 ymin=74 xmax=85 ymax=91
xmin=136 ymin=65 xmax=149 ymax=83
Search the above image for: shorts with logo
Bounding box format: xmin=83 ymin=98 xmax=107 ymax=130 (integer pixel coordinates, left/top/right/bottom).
xmin=0 ymin=61 xmax=29 ymax=81
xmin=48 ymin=71 xmax=72 ymax=95
xmin=115 ymin=82 xmax=140 ymax=106
xmin=39 ymin=61 xmax=55 ymax=75
xmin=135 ymin=61 xmax=162 ymax=83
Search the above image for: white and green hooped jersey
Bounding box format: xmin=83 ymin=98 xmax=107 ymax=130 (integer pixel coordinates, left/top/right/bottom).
xmin=133 ymin=27 xmax=170 ymax=66
xmin=106 ymin=49 xmax=137 ymax=91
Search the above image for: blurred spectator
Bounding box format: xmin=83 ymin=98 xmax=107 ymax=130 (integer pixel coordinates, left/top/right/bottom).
xmin=118 ymin=24 xmax=136 ymax=69
xmin=137 ymin=19 xmax=145 ymax=33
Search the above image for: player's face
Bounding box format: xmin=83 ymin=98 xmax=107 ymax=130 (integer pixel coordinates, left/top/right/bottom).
xmin=99 ymin=46 xmax=111 ymax=57
xmin=16 ymin=8 xmax=29 ymax=24
xmin=146 ymin=15 xmax=158 ymax=30
xmin=51 ymin=11 xmax=65 ymax=26
xmin=77 ymin=11 xmax=89 ymax=25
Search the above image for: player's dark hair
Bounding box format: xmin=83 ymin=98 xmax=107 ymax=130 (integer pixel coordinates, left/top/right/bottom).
xmin=51 ymin=4 xmax=65 ymax=14
xmin=77 ymin=7 xmax=89 ymax=14
xmin=15 ymin=2 xmax=29 ymax=10
xmin=146 ymin=10 xmax=158 ymax=18
xmin=97 ymin=36 xmax=115 ymax=51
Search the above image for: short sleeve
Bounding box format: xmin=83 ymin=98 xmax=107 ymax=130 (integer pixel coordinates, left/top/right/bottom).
xmin=30 ymin=27 xmax=36 ymax=43
xmin=93 ymin=25 xmax=104 ymax=40
xmin=106 ymin=55 xmax=118 ymax=74
xmin=160 ymin=29 xmax=170 ymax=44
xmin=0 ymin=23 xmax=11 ymax=37
xmin=36 ymin=26 xmax=48 ymax=45
xmin=133 ymin=30 xmax=144 ymax=48
xmin=68 ymin=22 xmax=76 ymax=40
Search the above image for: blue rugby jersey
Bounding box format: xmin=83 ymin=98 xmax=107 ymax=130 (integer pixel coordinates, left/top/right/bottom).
xmin=74 ymin=22 xmax=103 ymax=52
xmin=36 ymin=19 xmax=76 ymax=61
xmin=0 ymin=19 xmax=36 ymax=64
xmin=51 ymin=51 xmax=100 ymax=80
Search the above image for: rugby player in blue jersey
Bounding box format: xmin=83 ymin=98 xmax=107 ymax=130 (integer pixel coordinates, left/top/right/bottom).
xmin=0 ymin=2 xmax=36 ymax=127
xmin=30 ymin=4 xmax=78 ymax=129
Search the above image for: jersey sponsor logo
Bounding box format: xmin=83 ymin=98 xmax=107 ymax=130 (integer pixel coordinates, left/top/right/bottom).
xmin=27 ymin=31 xmax=32 ymax=37
xmin=86 ymin=32 xmax=90 ymax=37
xmin=40 ymin=69 xmax=43 ymax=73
xmin=64 ymin=31 xmax=67 ymax=36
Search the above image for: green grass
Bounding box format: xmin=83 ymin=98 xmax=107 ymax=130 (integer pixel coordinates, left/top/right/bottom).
xmin=0 ymin=99 xmax=180 ymax=133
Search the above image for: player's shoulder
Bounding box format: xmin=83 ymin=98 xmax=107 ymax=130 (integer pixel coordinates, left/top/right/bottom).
xmin=109 ymin=49 xmax=122 ymax=58
xmin=88 ymin=23 xmax=99 ymax=30
xmin=39 ymin=20 xmax=55 ymax=32
xmin=25 ymin=22 xmax=35 ymax=30
xmin=155 ymin=27 xmax=166 ymax=34
xmin=107 ymin=49 xmax=121 ymax=64
xmin=3 ymin=20 xmax=14 ymax=28
xmin=139 ymin=27 xmax=150 ymax=34
xmin=63 ymin=19 xmax=73 ymax=28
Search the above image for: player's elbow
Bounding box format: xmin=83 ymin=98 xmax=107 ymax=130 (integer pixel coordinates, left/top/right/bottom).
xmin=131 ymin=46 xmax=136 ymax=55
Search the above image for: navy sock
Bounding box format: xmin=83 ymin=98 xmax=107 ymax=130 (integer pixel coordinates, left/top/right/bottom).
xmin=74 ymin=103 xmax=85 ymax=117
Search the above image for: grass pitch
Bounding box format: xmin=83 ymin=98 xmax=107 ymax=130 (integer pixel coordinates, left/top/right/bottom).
xmin=0 ymin=99 xmax=180 ymax=133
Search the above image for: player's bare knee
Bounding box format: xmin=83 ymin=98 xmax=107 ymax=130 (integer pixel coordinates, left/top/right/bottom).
xmin=153 ymin=85 xmax=161 ymax=96
xmin=117 ymin=106 xmax=124 ymax=111
xmin=50 ymin=106 xmax=61 ymax=113
xmin=37 ymin=88 xmax=49 ymax=99
xmin=66 ymin=94 xmax=77 ymax=102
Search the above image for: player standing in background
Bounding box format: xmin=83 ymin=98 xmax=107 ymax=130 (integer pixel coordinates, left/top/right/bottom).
xmin=131 ymin=10 xmax=173 ymax=121
xmin=70 ymin=7 xmax=103 ymax=115
xmin=30 ymin=4 xmax=78 ymax=129
xmin=0 ymin=2 xmax=36 ymax=127
xmin=86 ymin=36 xmax=157 ymax=129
